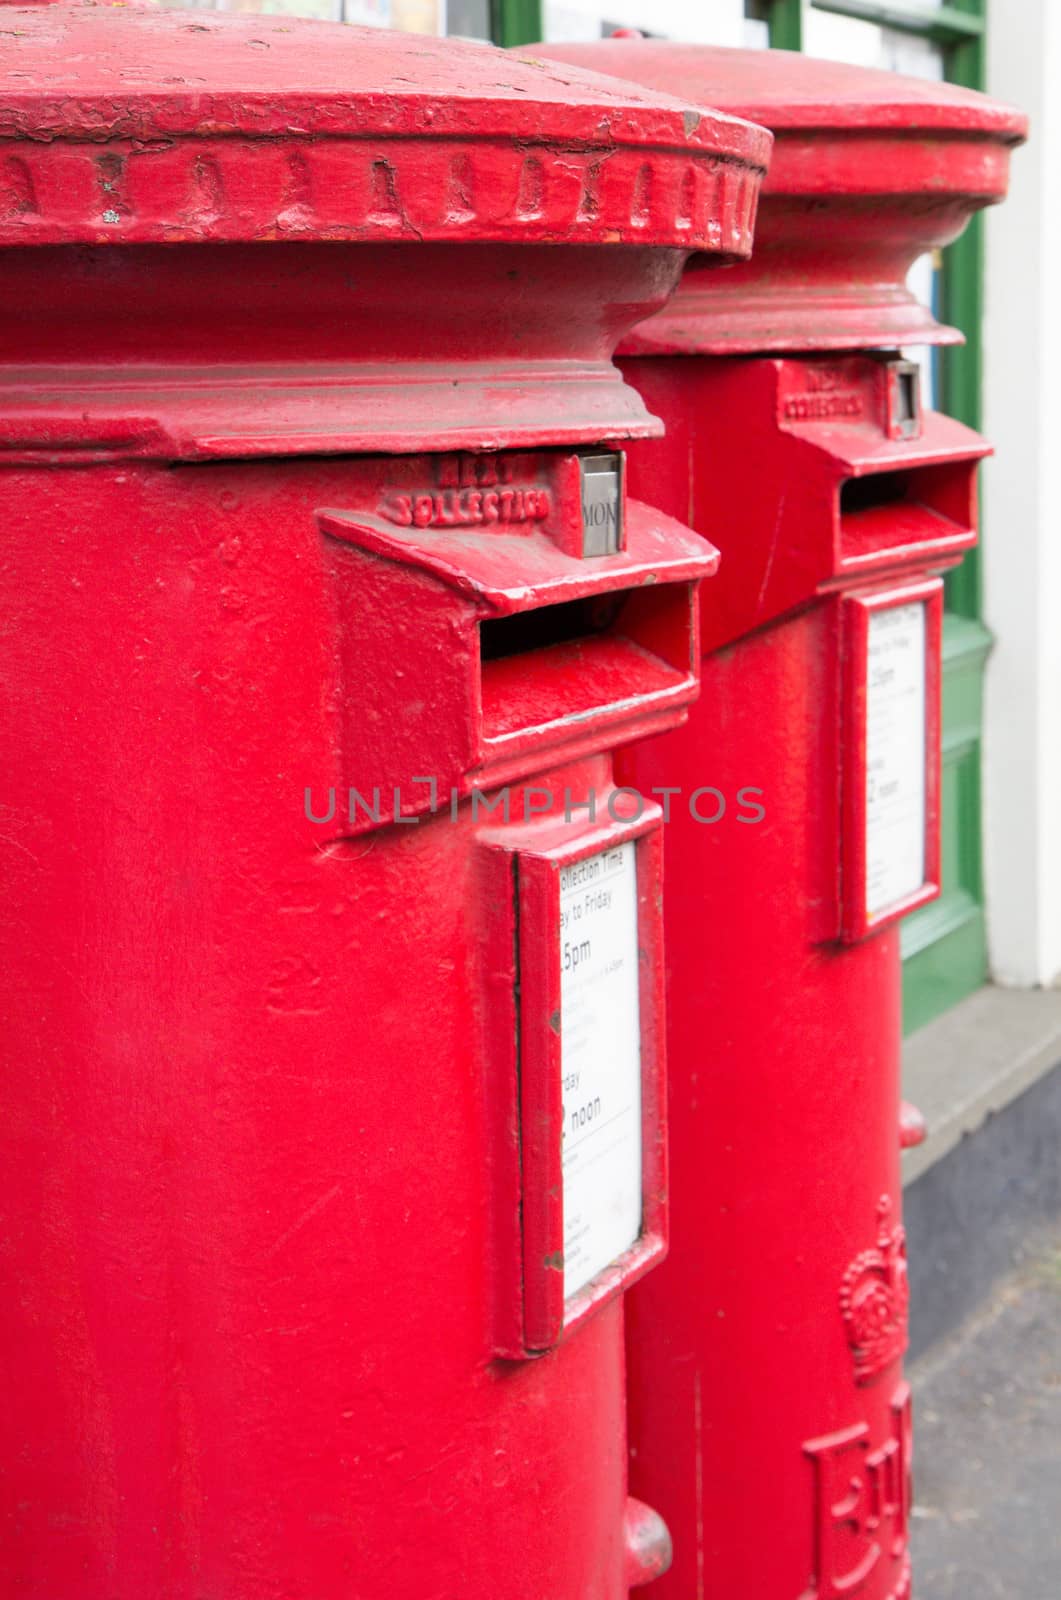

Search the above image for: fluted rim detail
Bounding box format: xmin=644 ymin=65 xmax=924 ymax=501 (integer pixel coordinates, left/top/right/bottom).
xmin=0 ymin=5 xmax=770 ymax=251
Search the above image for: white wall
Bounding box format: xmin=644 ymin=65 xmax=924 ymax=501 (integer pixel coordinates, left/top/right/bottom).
xmin=982 ymin=0 xmax=1061 ymax=985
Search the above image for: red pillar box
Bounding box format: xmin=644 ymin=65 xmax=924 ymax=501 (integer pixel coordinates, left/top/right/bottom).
xmin=0 ymin=9 xmax=770 ymax=1598
xmin=530 ymin=37 xmax=1025 ymax=1600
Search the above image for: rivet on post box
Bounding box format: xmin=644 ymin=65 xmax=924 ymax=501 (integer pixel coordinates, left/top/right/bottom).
xmin=530 ymin=36 xmax=1026 ymax=1600
xmin=0 ymin=7 xmax=771 ymax=1599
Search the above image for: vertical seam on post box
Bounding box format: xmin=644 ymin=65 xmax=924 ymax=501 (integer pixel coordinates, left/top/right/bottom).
xmin=511 ymin=850 xmax=526 ymax=1345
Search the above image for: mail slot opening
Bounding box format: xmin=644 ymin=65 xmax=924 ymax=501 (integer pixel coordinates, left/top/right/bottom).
xmin=479 ymin=595 xmax=625 ymax=663
xmin=840 ymin=471 xmax=915 ymax=517
xmin=479 ymin=581 xmax=696 ymax=745
xmin=838 ymin=459 xmax=977 ymax=571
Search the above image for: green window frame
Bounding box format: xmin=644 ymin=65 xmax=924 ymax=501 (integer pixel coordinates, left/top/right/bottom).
xmin=763 ymin=0 xmax=990 ymax=1033
xmin=490 ymin=0 xmax=542 ymax=46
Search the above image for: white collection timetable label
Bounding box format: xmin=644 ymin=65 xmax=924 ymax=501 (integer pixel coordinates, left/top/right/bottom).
xmin=865 ymin=602 xmax=927 ymax=918
xmin=559 ymin=841 xmax=642 ymax=1300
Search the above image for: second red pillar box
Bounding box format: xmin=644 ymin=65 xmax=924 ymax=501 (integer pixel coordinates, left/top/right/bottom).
xmin=531 ymin=37 xmax=1025 ymax=1600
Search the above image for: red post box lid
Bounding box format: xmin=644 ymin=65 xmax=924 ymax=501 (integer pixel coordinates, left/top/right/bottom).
xmin=527 ymin=39 xmax=1027 ymax=354
xmin=0 ymin=7 xmax=770 ymax=250
xmin=0 ymin=4 xmax=771 ymax=457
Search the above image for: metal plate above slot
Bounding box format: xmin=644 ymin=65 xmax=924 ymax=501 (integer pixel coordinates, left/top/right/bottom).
xmin=887 ymin=358 xmax=922 ymax=442
xmin=580 ymin=452 xmax=625 ymax=557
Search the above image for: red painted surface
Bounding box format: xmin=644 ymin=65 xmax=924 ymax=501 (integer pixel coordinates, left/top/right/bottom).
xmin=610 ymin=534 xmax=937 ymax=1600
xmin=532 ymin=38 xmax=1026 ymax=353
xmin=0 ymin=4 xmax=770 ymax=460
xmin=527 ymin=38 xmax=1023 ymax=1600
xmin=0 ymin=9 xmax=768 ymax=1597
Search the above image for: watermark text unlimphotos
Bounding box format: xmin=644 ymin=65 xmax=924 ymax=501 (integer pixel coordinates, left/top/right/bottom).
xmin=304 ymin=782 xmax=765 ymax=827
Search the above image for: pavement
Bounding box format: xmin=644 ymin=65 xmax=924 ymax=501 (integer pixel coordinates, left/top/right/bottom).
xmin=911 ymin=1220 xmax=1061 ymax=1598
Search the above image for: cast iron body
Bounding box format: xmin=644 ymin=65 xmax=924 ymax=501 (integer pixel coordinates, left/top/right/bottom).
xmin=531 ymin=36 xmax=1025 ymax=1600
xmin=0 ymin=8 xmax=770 ymax=1597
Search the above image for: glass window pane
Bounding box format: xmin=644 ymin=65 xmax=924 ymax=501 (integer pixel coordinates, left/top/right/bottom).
xmin=544 ymin=0 xmax=746 ymax=45
xmin=804 ymin=10 xmax=886 ymax=65
xmin=447 ymin=0 xmax=490 ymax=35
xmin=342 ymin=0 xmax=445 ymax=25
xmin=804 ymin=12 xmax=944 ymax=83
xmin=160 ymin=0 xmax=454 ymax=25
xmin=159 ymin=0 xmax=344 ymax=17
xmin=341 ymin=0 xmax=390 ymax=19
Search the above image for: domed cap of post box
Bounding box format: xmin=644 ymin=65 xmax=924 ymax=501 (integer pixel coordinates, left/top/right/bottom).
xmin=0 ymin=3 xmax=769 ymax=457
xmin=528 ymin=38 xmax=1027 ymax=354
